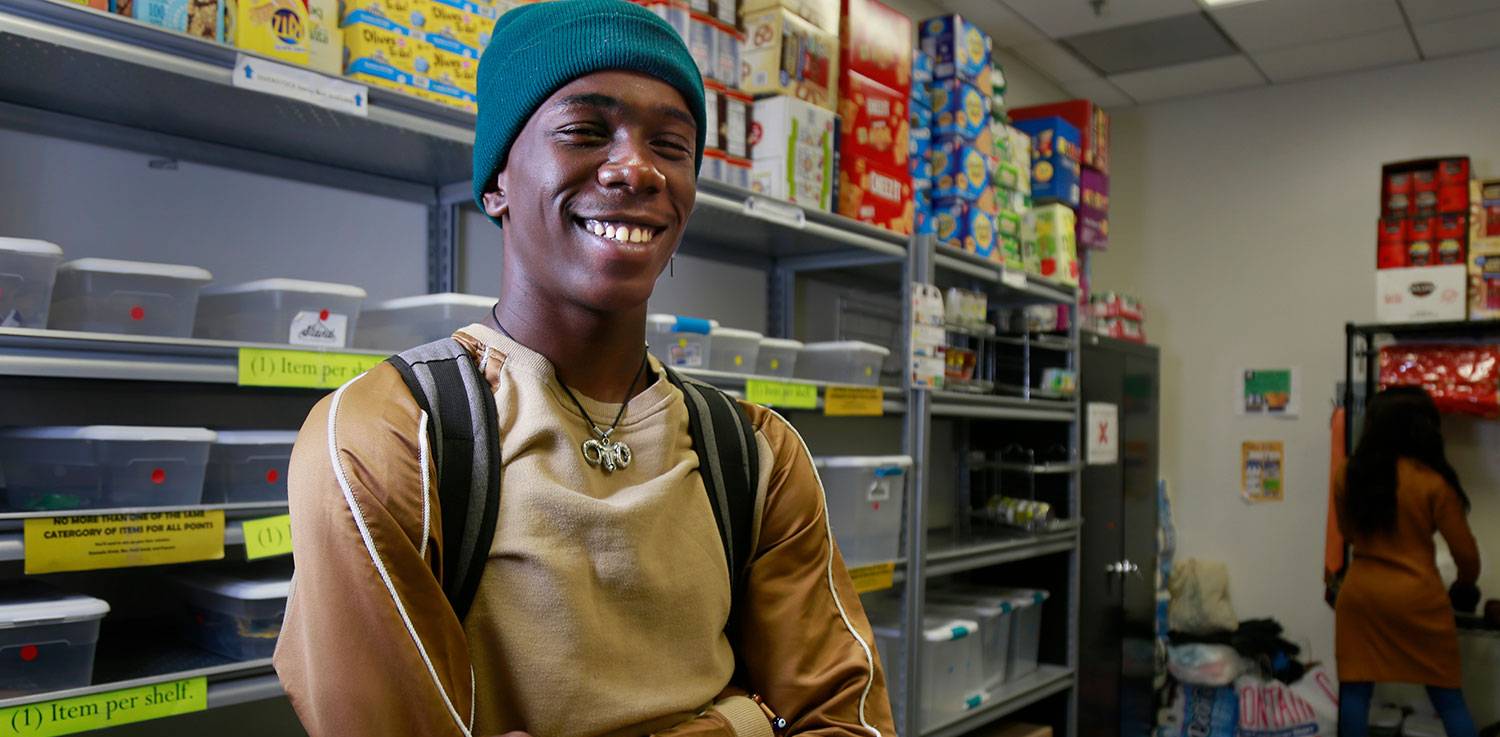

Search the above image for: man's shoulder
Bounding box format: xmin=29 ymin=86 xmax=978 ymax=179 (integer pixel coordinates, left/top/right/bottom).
xmin=301 ymin=361 xmax=424 ymax=463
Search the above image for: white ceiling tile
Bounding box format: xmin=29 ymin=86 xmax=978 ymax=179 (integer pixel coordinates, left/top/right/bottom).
xmin=1011 ymin=40 xmax=1101 ymax=82
xmin=938 ymin=0 xmax=1048 ymax=48
xmin=999 ymin=0 xmax=1200 ymax=37
xmin=1400 ymin=0 xmax=1500 ymax=23
xmin=1059 ymin=76 xmax=1136 ymax=107
xmin=1251 ymin=27 xmax=1418 ymax=82
xmin=1210 ymin=0 xmax=1404 ymax=51
xmin=1412 ymin=8 xmax=1500 ymax=57
xmin=1108 ymin=54 xmax=1265 ymax=102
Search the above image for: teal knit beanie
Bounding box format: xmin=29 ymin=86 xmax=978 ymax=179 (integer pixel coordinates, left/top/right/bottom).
xmin=471 ymin=0 xmax=707 ymax=222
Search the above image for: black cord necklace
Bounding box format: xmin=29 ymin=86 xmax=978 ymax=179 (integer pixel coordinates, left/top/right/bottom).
xmin=492 ymin=313 xmax=649 ymax=473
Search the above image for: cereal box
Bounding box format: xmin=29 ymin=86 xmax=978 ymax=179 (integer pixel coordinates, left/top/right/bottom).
xmin=134 ymin=0 xmax=226 ymax=40
xmin=933 ymin=197 xmax=998 ymax=260
xmin=740 ymin=7 xmax=839 ymax=111
xmin=919 ymin=14 xmax=991 ymax=87
xmin=927 ymin=78 xmax=990 ymax=143
xmin=749 ymin=96 xmax=836 ymax=210
xmin=930 ymin=136 xmax=995 ymax=203
xmin=739 ymin=0 xmax=838 ymax=34
xmin=838 ymin=70 xmax=909 ymax=170
xmin=912 ymin=48 xmax=933 ymax=87
xmin=1032 ymin=203 xmax=1078 ymax=286
xmin=909 ymin=124 xmax=932 ymax=181
xmin=914 ymin=181 xmax=934 ymax=236
xmin=307 ymin=0 xmax=343 ymax=74
xmin=1470 ymin=237 xmax=1500 ymax=320
xmin=837 ymin=156 xmax=914 ymax=235
xmin=840 ymin=0 xmax=911 ymax=95
xmin=344 ymin=9 xmax=417 ymax=88
xmin=1013 ymin=116 xmax=1081 ymax=207
xmin=227 ymin=0 xmax=309 ymax=64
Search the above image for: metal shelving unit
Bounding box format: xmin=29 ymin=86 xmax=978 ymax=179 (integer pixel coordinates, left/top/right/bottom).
xmin=0 ymin=2 xmax=1083 ymax=734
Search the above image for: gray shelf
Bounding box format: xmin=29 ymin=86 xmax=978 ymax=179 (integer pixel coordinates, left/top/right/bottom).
xmin=682 ymin=181 xmax=910 ymax=267
xmin=0 ymin=659 xmax=279 ymax=710
xmin=920 ymin=665 xmax=1075 ymax=737
xmin=992 ymin=462 xmax=1084 ymax=475
xmin=922 ymin=525 xmax=1080 ymax=578
xmin=932 ymin=245 xmax=1077 ymax=306
xmin=677 ymin=366 xmax=907 ymax=414
xmin=990 ymin=335 xmax=1075 ymax=352
xmin=929 ymin=391 xmax=1077 ymax=421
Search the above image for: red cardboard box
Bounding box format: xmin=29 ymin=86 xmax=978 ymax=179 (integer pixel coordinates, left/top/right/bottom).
xmin=1479 ymin=180 xmax=1500 ymax=238
xmin=1412 ymin=168 xmax=1439 ymax=214
xmin=1378 ymin=218 xmax=1408 ymax=269
xmin=837 ymin=155 xmax=914 ymax=235
xmin=1010 ymin=99 xmax=1109 ymax=174
xmin=840 ymin=0 xmax=911 ymax=95
xmin=838 ymin=70 xmax=909 ymax=170
xmin=1409 ymin=217 xmax=1436 ymax=266
xmin=1436 ymin=213 xmax=1467 ymax=265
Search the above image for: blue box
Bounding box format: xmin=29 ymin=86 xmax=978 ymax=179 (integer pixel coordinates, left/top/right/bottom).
xmin=909 ymin=126 xmax=932 ymax=181
xmin=933 ymin=197 xmax=998 ymax=260
xmin=927 ymin=79 xmax=991 ymax=143
xmin=919 ymin=14 xmax=992 ymax=86
xmin=1013 ymin=116 xmax=1081 ymax=207
xmin=912 ymin=49 xmax=934 ymax=86
xmin=914 ymin=182 xmax=934 ymax=236
xmin=911 ymin=97 xmax=933 ymax=126
xmin=930 ymin=136 xmax=995 ymax=202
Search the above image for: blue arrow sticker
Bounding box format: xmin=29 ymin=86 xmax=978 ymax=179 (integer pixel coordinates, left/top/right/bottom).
xmin=244 ymin=65 xmax=254 ymax=79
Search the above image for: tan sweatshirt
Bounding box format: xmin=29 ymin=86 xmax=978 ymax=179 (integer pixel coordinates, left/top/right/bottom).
xmin=273 ymin=325 xmax=895 ymax=737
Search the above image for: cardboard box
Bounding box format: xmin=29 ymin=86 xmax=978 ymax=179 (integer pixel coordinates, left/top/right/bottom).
xmin=840 ymin=0 xmax=911 ymax=95
xmin=933 ymin=197 xmax=997 ymax=260
xmin=1381 ymin=157 xmax=1469 ymax=218
xmin=134 ymin=0 xmax=226 ymax=40
xmin=838 ymin=71 xmax=909 ymax=170
xmin=714 ymin=21 xmax=741 ymax=88
xmin=749 ymin=96 xmax=836 ymax=209
xmin=704 ymin=81 xmax=724 ymax=154
xmin=714 ymin=0 xmax=735 ymax=27
xmin=1408 ymin=216 xmax=1436 ymax=267
xmin=227 ymin=0 xmax=310 ymax=64
xmin=1021 ymin=207 xmax=1040 ymax=274
xmin=909 ymin=125 xmax=932 ymax=181
xmin=688 ymin=12 xmax=716 ymax=81
xmin=724 ymin=155 xmax=752 ymax=190
xmin=740 ymin=8 xmax=839 ymax=111
xmin=927 ymin=78 xmax=990 ymax=143
xmin=417 ymin=0 xmax=485 ymax=51
xmin=912 ymin=48 xmax=933 ymax=87
xmin=914 ymin=181 xmax=933 ymax=236
xmin=1436 ymin=212 xmax=1467 ymax=266
xmin=738 ymin=0 xmax=838 ymax=34
xmin=1032 ymin=203 xmax=1078 ymax=286
xmin=342 ymin=0 xmax=415 ymax=29
xmin=930 ymin=136 xmax=995 ymax=202
xmin=1475 ymin=179 xmax=1500 ymax=238
xmin=1010 ymin=99 xmax=1109 ymax=174
xmin=918 ymin=14 xmax=991 ymax=87
xmin=1078 ymin=167 xmax=1108 ymax=250
xmin=997 ymin=186 xmax=1027 ymax=216
xmin=67 ymin=0 xmax=109 ymax=11
xmin=344 ymin=10 xmax=417 ymax=88
xmin=999 ymin=234 xmax=1022 ymax=271
xmin=1470 ymin=237 xmax=1500 ymax=320
xmin=1376 ymin=265 xmax=1467 ymax=323
xmin=1013 ymin=116 xmax=1081 ymax=208
xmin=1378 ymin=218 xmax=1407 ymax=269
xmin=307 ymin=0 xmax=343 ymax=74
xmin=414 ymin=38 xmax=478 ymax=109
xmin=722 ymin=88 xmax=752 ymax=159
xmin=837 ymin=156 xmax=914 ymax=235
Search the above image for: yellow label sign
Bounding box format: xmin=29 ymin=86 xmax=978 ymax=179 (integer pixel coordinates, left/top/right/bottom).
xmin=0 ymin=677 xmax=207 ymax=736
xmin=238 ymin=348 xmax=385 ymax=390
xmin=242 ymin=514 xmax=293 ymax=560
xmin=24 ymin=511 xmax=225 ymax=575
xmin=848 ymin=562 xmax=896 ymax=594
xmin=824 ymin=386 xmax=885 ymax=416
xmin=744 ymin=379 xmax=819 ymax=409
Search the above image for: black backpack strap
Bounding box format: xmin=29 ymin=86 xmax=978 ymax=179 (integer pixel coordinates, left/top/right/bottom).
xmin=663 ymin=366 xmax=759 ymax=591
xmin=387 ymin=337 xmax=501 ymax=623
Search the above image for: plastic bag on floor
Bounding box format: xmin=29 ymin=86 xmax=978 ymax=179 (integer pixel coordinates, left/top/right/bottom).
xmin=1233 ymin=665 xmax=1338 ymax=737
xmin=1169 ymin=559 xmax=1238 ymax=635
xmin=1168 ymin=644 xmax=1244 ymax=686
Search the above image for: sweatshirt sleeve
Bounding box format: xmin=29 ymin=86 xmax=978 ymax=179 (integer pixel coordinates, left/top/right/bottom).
xmin=733 ymin=406 xmax=897 ymax=737
xmin=1434 ymin=481 xmax=1481 ymax=586
xmin=273 ymin=365 xmax=477 ymax=737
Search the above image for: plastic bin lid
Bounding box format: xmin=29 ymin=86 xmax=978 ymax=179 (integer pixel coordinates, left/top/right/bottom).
xmin=992 ymin=588 xmax=1050 ymax=609
xmin=177 ymin=572 xmax=292 ymax=601
xmin=710 ymin=327 xmax=764 ymax=340
xmin=0 ymin=238 xmax=63 ymax=257
xmin=758 ymin=338 xmax=804 ymax=349
xmin=0 ymin=584 xmax=109 ymax=627
xmin=367 ymin=293 xmax=496 ymax=312
xmin=928 ymin=592 xmax=1013 ymax=616
xmin=647 ymin=314 xmax=720 ymax=333
xmin=1368 ymin=706 xmax=1403 ymax=729
xmin=921 ymin=616 xmax=981 ymax=642
xmin=800 ymin=341 xmax=892 ymax=357
xmin=57 ymin=258 xmax=212 ymax=281
xmin=0 ymin=426 xmax=216 ymax=442
xmin=201 ymin=278 xmax=367 ymax=299
xmin=213 ymin=430 xmax=299 ymax=445
xmin=813 ymin=455 xmax=911 ymax=470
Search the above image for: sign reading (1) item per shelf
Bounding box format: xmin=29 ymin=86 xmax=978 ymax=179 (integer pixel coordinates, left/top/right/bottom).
xmin=745 ymin=379 xmax=819 ymax=409
xmin=0 ymin=676 xmax=207 ymax=736
xmin=237 ymin=348 xmax=386 ymax=390
xmin=847 ymin=562 xmax=896 ymax=594
xmin=242 ymin=514 xmax=293 ymax=560
xmin=823 ymin=386 xmax=884 ymax=416
xmin=23 ymin=511 xmax=225 ymax=575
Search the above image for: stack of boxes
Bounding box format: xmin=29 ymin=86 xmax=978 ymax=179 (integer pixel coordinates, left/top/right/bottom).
xmin=833 ymin=0 xmax=913 ymax=234
xmin=993 ymin=120 xmax=1030 ymax=271
xmin=125 ymin=0 xmax=343 ymax=75
xmin=921 ymin=15 xmax=998 ymax=261
xmin=1374 ymin=157 xmax=1473 ymax=322
xmin=742 ymin=0 xmax=840 ymax=208
xmin=910 ymin=51 xmax=935 ymax=237
xmin=1473 ymin=180 xmax=1500 ymax=321
xmin=342 ymin=0 xmax=494 ymax=112
xmin=643 ymin=0 xmax=753 ymax=187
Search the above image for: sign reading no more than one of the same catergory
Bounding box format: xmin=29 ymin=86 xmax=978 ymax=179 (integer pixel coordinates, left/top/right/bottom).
xmin=23 ymin=511 xmax=225 ymax=575
xmin=0 ymin=677 xmax=207 ymax=737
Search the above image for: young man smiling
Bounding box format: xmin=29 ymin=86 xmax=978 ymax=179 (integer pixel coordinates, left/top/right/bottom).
xmin=272 ymin=2 xmax=896 ymax=737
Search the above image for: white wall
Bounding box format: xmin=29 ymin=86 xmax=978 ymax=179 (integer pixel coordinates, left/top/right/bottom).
xmin=1091 ymin=49 xmax=1500 ymax=665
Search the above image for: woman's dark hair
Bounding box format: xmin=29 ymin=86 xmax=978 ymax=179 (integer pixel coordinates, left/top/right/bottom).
xmin=1345 ymin=386 xmax=1469 ymax=536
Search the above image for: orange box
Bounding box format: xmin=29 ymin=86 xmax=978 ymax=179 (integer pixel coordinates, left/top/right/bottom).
xmin=839 ymin=0 xmax=910 ymax=95
xmin=837 ymin=155 xmax=914 ymax=235
xmin=837 ymin=70 xmax=909 ymax=170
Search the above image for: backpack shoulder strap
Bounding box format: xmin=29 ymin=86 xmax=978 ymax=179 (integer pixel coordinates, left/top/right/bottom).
xmin=662 ymin=366 xmax=760 ymax=591
xmin=387 ymin=337 xmax=501 ymax=623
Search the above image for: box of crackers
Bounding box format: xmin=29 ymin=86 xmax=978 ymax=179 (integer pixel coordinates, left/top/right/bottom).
xmin=837 ymin=155 xmax=914 ymax=235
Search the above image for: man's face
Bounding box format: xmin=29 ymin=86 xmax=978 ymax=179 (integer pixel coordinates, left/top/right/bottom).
xmin=485 ymin=71 xmax=698 ymax=313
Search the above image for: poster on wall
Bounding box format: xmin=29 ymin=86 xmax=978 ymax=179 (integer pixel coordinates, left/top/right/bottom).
xmin=1087 ymin=402 xmax=1119 ymax=465
xmin=1237 ymin=368 xmax=1301 ymax=418
xmin=1241 ymin=441 xmax=1285 ymax=503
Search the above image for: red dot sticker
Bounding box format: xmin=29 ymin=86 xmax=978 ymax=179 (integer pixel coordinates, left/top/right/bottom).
xmin=266 ymin=469 xmax=280 ymax=484
xmin=130 ymin=305 xmax=145 ymax=321
xmin=150 ymin=468 xmax=166 ymax=484
xmin=19 ymin=645 xmax=37 ymax=662
xmin=319 ymin=309 xmax=330 ymax=321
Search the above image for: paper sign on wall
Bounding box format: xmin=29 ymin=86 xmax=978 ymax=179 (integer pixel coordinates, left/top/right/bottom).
xmin=847 ymin=562 xmax=896 ymax=594
xmin=24 ymin=511 xmax=225 ymax=574
xmin=1241 ymin=441 xmax=1285 ymax=503
xmin=1237 ymin=368 xmax=1301 ymax=418
xmin=1087 ymin=402 xmax=1119 ymax=465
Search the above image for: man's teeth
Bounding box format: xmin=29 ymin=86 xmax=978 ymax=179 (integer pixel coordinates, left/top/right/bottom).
xmin=585 ymin=220 xmax=654 ymax=243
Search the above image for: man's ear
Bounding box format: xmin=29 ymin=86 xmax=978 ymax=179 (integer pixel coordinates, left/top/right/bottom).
xmin=482 ymin=170 xmax=507 ymax=219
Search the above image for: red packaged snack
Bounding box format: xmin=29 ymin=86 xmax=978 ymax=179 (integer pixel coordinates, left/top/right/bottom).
xmin=837 ymin=155 xmax=914 ymax=235
xmin=1378 ymin=218 xmax=1408 ymax=269
xmin=1380 ymin=344 xmax=1500 ymax=418
xmin=1436 ymin=213 xmax=1467 ymax=265
xmin=1438 ymin=157 xmax=1469 ymax=187
xmin=1385 ymin=172 xmax=1411 ymax=216
xmin=837 ymin=70 xmax=909 ymax=170
xmin=1412 ymin=169 xmax=1439 ymax=214
xmin=1439 ymin=185 xmax=1469 ymax=213
xmin=1408 ymin=217 xmax=1436 ymax=266
xmin=839 ymin=0 xmax=911 ymax=95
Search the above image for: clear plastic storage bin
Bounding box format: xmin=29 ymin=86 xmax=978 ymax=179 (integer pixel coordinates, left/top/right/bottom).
xmin=0 ymin=582 xmax=109 ymax=698
xmin=755 ymin=338 xmax=803 ymax=377
xmin=996 ymin=588 xmax=1050 ymax=682
xmin=203 ymin=431 xmax=298 ymax=504
xmin=0 ymin=238 xmax=63 ymax=329
xmin=812 ymin=456 xmax=909 ymax=568
xmin=796 ymin=341 xmax=891 ymax=386
xmin=647 ymin=314 xmax=719 ymax=369
xmin=194 ymin=278 xmax=366 ymax=348
xmin=354 ymin=293 xmax=495 ymax=351
xmin=0 ymin=426 xmax=215 ymax=511
xmin=708 ymin=327 xmax=763 ymax=373
xmin=927 ymin=588 xmax=1018 ymax=691
xmin=868 ymin=601 xmax=985 ymax=729
xmin=175 ymin=570 xmax=290 ymax=660
xmin=48 ymin=259 xmax=212 ymax=337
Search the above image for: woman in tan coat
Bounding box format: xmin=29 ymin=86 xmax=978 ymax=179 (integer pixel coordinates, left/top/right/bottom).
xmin=1336 ymin=387 xmax=1481 ymax=737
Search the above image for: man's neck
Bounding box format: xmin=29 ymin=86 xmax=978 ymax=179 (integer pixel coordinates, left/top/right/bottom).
xmin=488 ymin=294 xmax=651 ymax=403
